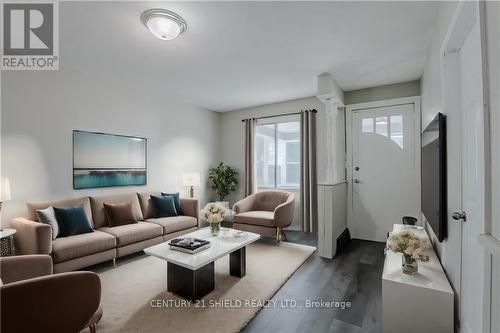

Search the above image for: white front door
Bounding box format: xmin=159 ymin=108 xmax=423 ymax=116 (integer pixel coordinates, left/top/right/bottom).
xmin=441 ymin=3 xmax=489 ymax=332
xmin=457 ymin=16 xmax=488 ymax=333
xmin=349 ymin=102 xmax=420 ymax=242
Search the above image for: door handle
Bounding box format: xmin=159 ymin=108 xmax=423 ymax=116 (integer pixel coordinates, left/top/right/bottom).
xmin=451 ymin=211 xmax=466 ymax=222
xmin=354 ymin=179 xmax=360 ymax=184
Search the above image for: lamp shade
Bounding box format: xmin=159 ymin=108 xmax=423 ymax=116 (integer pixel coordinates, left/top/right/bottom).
xmin=1 ymin=178 xmax=11 ymax=201
xmin=182 ymin=173 xmax=201 ymax=186
xmin=140 ymin=9 xmax=187 ymax=41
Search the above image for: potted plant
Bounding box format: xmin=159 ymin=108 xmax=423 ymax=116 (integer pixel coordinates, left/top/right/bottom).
xmin=386 ymin=231 xmax=430 ymax=274
xmin=208 ymin=162 xmax=239 ymax=208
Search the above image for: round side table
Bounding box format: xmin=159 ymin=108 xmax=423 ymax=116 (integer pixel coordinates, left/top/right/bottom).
xmin=0 ymin=228 xmax=16 ymax=257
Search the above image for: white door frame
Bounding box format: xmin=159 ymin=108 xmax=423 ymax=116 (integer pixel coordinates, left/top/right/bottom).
xmin=441 ymin=1 xmax=492 ymax=332
xmin=345 ymin=96 xmax=421 ymax=238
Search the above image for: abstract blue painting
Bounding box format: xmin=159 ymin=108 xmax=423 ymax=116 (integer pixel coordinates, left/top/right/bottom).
xmin=73 ymin=131 xmax=147 ymax=189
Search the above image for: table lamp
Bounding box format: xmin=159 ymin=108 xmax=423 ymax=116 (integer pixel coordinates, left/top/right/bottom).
xmin=182 ymin=173 xmax=201 ymax=198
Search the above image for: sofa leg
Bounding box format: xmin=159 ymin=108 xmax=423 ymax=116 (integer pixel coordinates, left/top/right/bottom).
xmin=89 ymin=323 xmax=96 ymax=333
xmin=112 ymin=258 xmax=116 ymax=268
xmin=275 ymin=227 xmax=282 ymax=245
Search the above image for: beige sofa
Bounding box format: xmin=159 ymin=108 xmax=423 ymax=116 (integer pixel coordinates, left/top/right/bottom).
xmin=233 ymin=190 xmax=295 ymax=243
xmin=12 ymin=192 xmax=198 ymax=273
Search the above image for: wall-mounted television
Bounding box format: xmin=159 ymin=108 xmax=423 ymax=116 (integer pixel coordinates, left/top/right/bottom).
xmin=421 ymin=113 xmax=447 ymax=242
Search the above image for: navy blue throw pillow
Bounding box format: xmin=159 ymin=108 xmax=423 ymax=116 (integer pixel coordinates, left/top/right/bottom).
xmin=53 ymin=204 xmax=94 ymax=237
xmin=151 ymin=195 xmax=178 ymax=218
xmin=161 ymin=192 xmax=183 ymax=215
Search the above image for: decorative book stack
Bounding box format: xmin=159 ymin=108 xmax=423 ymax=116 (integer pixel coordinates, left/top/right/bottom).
xmin=168 ymin=238 xmax=210 ymax=254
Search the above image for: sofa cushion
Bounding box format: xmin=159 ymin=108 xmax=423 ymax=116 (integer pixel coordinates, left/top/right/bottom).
xmin=90 ymin=194 xmax=144 ymax=228
xmin=161 ymin=192 xmax=183 ymax=215
xmin=151 ymin=195 xmax=178 ymax=218
xmin=36 ymin=207 xmax=59 ymax=240
xmin=52 ymin=230 xmax=116 ymax=263
xmin=27 ymin=197 xmax=94 ymax=227
xmin=146 ymin=216 xmax=198 ymax=234
xmin=103 ymin=202 xmax=137 ymax=227
xmin=98 ymin=222 xmax=162 ymax=247
xmin=53 ymin=204 xmax=94 ymax=238
xmin=233 ymin=211 xmax=275 ymax=227
xmin=137 ymin=192 xmax=162 ymax=220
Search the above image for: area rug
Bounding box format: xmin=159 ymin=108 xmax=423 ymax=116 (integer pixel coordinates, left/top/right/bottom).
xmin=93 ymin=241 xmax=316 ymax=333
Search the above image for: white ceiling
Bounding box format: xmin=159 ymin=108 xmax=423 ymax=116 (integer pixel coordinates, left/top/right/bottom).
xmin=61 ymin=1 xmax=438 ymax=112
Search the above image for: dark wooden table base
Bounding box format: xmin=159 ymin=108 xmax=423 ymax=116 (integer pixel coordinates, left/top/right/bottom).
xmin=167 ymin=246 xmax=247 ymax=301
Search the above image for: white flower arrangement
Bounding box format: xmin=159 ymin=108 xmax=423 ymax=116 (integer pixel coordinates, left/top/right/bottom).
xmin=386 ymin=231 xmax=430 ymax=263
xmin=200 ymin=202 xmax=228 ymax=224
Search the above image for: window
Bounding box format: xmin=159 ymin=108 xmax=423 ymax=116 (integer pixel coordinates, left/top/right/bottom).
xmin=256 ymin=118 xmax=300 ymax=188
xmin=361 ymin=114 xmax=404 ymax=149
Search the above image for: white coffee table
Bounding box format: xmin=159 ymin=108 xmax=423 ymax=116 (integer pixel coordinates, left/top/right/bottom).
xmin=144 ymin=227 xmax=260 ymax=301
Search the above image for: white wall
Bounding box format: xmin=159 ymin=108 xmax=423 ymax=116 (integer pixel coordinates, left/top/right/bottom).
xmin=420 ymin=1 xmax=458 ymax=258
xmin=1 ymin=69 xmax=220 ymax=227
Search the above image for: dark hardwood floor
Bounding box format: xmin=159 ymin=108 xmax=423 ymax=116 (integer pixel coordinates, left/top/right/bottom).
xmin=243 ymin=230 xmax=386 ymax=333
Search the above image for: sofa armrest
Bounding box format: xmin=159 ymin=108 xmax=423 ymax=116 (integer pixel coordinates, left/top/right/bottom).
xmin=233 ymin=194 xmax=255 ymax=214
xmin=11 ymin=217 xmax=52 ymax=255
xmin=180 ymin=198 xmax=199 ymax=219
xmin=0 ymin=271 xmax=101 ymax=333
xmin=0 ymin=255 xmax=53 ymax=284
xmin=273 ymin=194 xmax=295 ymax=227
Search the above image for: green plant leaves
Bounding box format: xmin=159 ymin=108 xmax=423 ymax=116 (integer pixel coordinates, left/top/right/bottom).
xmin=208 ymin=162 xmax=239 ymax=201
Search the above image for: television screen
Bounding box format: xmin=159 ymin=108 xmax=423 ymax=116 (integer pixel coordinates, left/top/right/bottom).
xmin=421 ymin=113 xmax=447 ymax=241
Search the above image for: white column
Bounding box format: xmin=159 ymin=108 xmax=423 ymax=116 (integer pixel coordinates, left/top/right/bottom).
xmin=324 ymin=100 xmax=345 ymax=183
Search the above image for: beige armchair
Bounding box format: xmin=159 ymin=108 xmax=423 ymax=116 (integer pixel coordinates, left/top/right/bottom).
xmin=0 ymin=255 xmax=102 ymax=333
xmin=233 ymin=190 xmax=295 ymax=243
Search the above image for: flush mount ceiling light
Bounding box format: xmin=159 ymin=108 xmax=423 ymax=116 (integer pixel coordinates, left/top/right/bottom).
xmin=141 ymin=9 xmax=187 ymax=41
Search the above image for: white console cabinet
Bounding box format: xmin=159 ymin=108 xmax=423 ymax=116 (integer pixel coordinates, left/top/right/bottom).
xmin=382 ymin=224 xmax=454 ymax=333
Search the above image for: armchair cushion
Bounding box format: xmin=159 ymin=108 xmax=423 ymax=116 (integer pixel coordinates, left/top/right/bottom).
xmin=233 ymin=211 xmax=275 ymax=227
xmin=52 ymin=231 xmax=116 ymax=263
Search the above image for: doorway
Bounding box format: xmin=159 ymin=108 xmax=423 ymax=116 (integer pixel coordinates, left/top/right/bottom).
xmin=441 ymin=2 xmax=490 ymax=332
xmin=346 ymin=97 xmax=421 ymax=242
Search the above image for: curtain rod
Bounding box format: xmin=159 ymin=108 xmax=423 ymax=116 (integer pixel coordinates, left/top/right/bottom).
xmin=241 ymin=109 xmax=317 ymax=122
